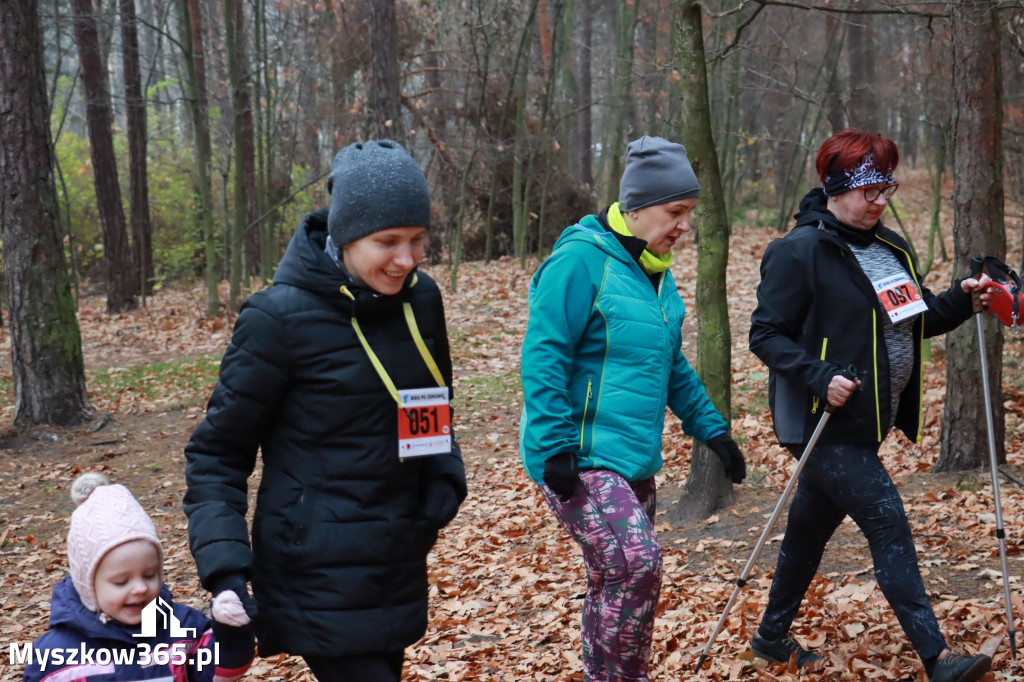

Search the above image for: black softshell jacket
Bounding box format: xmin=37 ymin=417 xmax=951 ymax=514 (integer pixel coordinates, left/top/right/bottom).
xmin=184 ymin=209 xmax=467 ymax=657
xmin=749 ymin=189 xmax=974 ymax=447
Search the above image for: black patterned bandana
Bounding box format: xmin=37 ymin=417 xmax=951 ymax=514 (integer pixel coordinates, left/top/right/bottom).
xmin=823 ymin=153 xmax=895 ymax=197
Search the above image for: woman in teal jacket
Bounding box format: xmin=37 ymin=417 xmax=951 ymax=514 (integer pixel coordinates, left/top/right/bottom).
xmin=520 ymin=136 xmax=745 ymax=682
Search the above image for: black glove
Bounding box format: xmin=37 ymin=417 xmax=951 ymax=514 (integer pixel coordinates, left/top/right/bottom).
xmin=422 ymin=478 xmax=461 ymax=529
xmin=707 ymin=434 xmax=746 ymax=484
xmin=543 ymin=451 xmax=580 ymax=502
xmin=208 ymin=572 xmax=259 ymax=621
xmin=210 ymin=619 xmax=256 ymax=667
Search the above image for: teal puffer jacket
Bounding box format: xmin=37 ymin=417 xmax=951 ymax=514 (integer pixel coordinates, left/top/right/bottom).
xmin=519 ymin=214 xmax=727 ymax=483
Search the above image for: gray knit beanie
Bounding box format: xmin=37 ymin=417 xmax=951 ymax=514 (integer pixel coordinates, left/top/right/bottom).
xmin=618 ymin=136 xmax=700 ymax=211
xmin=326 ymin=139 xmax=431 ymax=247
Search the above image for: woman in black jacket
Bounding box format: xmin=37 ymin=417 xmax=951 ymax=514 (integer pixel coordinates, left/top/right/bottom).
xmin=748 ymin=128 xmax=994 ymax=682
xmin=183 ymin=140 xmax=467 ymax=682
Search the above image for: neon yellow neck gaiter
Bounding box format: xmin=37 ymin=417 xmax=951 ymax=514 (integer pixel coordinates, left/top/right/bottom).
xmin=607 ymin=202 xmax=673 ymax=275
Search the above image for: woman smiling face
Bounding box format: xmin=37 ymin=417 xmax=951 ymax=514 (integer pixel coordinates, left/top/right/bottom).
xmin=342 ymin=226 xmax=427 ymax=295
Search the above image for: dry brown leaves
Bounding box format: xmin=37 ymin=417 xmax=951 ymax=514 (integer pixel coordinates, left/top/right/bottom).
xmin=2 ymin=203 xmax=1023 ymax=680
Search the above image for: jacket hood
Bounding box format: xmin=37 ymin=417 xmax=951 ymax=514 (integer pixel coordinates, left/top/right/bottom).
xmin=793 ymin=187 xmax=880 ymax=246
xmin=550 ymin=213 xmax=635 ymax=265
xmin=273 ymin=208 xmax=419 ymax=304
xmin=47 ymin=574 xmax=176 ymax=644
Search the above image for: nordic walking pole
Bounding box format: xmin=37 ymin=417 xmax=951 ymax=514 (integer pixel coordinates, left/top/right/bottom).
xmin=973 ymin=281 xmax=1018 ymax=658
xmin=694 ymin=365 xmax=858 ymax=672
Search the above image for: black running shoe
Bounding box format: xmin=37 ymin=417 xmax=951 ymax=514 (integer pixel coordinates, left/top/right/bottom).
xmin=929 ymin=651 xmax=991 ymax=682
xmin=751 ymin=634 xmax=823 ymax=668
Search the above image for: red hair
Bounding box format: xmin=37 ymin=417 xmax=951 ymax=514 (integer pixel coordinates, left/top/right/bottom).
xmin=815 ymin=128 xmax=900 ymax=184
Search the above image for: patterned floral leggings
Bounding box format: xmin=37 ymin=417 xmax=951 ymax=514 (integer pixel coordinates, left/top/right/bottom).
xmin=541 ymin=469 xmax=662 ymax=682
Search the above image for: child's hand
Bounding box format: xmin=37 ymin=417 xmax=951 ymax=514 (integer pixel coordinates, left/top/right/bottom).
xmin=209 ymin=573 xmax=258 ymax=621
xmin=213 ymin=590 xmax=251 ymax=627
xmin=211 ymin=587 xmax=257 ymax=668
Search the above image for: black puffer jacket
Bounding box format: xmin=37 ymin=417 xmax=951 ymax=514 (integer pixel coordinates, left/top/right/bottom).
xmin=749 ymin=188 xmax=974 ymax=447
xmin=184 ymin=208 xmax=467 ymax=657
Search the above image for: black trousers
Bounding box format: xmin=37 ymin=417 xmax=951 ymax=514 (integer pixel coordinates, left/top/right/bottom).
xmin=303 ymin=651 xmax=404 ymax=682
xmin=758 ymin=442 xmax=947 ymax=661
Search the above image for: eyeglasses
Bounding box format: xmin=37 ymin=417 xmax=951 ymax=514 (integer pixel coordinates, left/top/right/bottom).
xmin=863 ymin=184 xmax=899 ymax=202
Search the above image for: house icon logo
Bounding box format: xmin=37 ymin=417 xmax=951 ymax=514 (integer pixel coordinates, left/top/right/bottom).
xmin=132 ymin=596 xmax=197 ymax=638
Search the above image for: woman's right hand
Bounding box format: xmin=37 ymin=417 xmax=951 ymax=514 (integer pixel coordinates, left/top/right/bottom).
xmin=827 ymin=373 xmax=861 ymax=407
xmin=543 ymin=451 xmax=580 ymax=502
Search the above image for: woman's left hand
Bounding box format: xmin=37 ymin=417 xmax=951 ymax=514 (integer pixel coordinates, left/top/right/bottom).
xmin=961 ymin=273 xmax=994 ymax=310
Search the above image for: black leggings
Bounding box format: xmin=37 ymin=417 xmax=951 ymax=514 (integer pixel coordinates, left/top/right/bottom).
xmin=303 ymin=651 xmax=404 ymax=682
xmin=758 ymin=442 xmax=947 ymax=661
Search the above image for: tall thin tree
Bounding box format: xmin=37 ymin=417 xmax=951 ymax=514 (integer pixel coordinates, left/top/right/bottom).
xmin=1 ymin=0 xmax=94 ymax=426
xmin=938 ymin=0 xmax=1006 ymax=471
xmin=671 ymin=0 xmax=734 ymax=524
xmin=120 ymin=0 xmax=154 ymax=299
xmin=369 ymin=0 xmax=405 ymax=141
xmin=70 ymin=0 xmax=137 ymax=312
xmin=178 ymin=0 xmax=218 ymax=315
xmin=575 ymin=0 xmax=594 ymax=186
xmin=225 ymin=0 xmax=247 ymax=305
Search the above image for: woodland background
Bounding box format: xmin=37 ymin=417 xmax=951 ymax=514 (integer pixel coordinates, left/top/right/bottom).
xmin=9 ymin=0 xmax=1024 ymax=302
xmin=4 ymin=0 xmax=1024 ymax=679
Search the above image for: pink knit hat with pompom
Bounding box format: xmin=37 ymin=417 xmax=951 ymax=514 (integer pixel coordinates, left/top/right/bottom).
xmin=67 ymin=473 xmax=164 ymax=612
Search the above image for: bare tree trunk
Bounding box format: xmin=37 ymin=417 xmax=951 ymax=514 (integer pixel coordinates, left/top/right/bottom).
xmin=178 ymin=0 xmax=218 ymax=315
xmin=938 ymin=0 xmax=1005 ymax=471
xmin=484 ymin=0 xmax=538 ymax=264
xmin=511 ymin=41 xmax=530 ymax=263
xmin=119 ymin=0 xmax=154 ymax=300
xmin=847 ymin=9 xmax=878 ymax=130
xmin=253 ymin=0 xmax=277 ymax=282
xmin=670 ymin=0 xmax=733 ymax=525
xmin=575 ymin=0 xmax=593 ymax=186
xmin=824 ymin=14 xmax=847 ymax=132
xmin=225 ymin=0 xmax=245 ymax=306
xmin=603 ymin=0 xmax=639 ymax=204
xmin=236 ymin=0 xmax=259 ymax=281
xmin=70 ymin=0 xmax=137 ymax=313
xmin=922 ymin=116 xmax=950 ymax=277
xmin=710 ymin=9 xmax=741 ymax=222
xmin=369 ymin=0 xmax=404 ymax=141
xmin=1 ymin=0 xmax=94 ymax=427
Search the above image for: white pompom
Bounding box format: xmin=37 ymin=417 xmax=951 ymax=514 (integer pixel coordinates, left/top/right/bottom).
xmin=70 ymin=472 xmax=111 ymax=506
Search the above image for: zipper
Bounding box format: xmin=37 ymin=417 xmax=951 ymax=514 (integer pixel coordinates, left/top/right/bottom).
xmin=580 ymin=376 xmax=593 ymax=449
xmin=657 ymin=272 xmax=668 ymax=324
xmin=812 ymin=337 xmax=829 ymax=414
xmin=872 ymin=310 xmax=882 ymax=442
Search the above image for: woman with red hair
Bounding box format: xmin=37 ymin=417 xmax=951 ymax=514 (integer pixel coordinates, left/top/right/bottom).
xmin=748 ymin=128 xmax=994 ymax=682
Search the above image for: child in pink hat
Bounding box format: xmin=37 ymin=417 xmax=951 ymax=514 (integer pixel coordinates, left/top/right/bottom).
xmin=22 ymin=473 xmax=255 ymax=682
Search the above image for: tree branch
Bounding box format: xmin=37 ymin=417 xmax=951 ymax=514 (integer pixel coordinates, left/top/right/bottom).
xmin=709 ymin=2 xmax=766 ymax=63
xmin=721 ymin=0 xmax=947 ymax=20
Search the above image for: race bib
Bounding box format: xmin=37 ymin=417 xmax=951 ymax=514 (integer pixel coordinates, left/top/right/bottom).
xmin=873 ymin=272 xmax=927 ymax=323
xmin=397 ymin=387 xmax=451 ymax=458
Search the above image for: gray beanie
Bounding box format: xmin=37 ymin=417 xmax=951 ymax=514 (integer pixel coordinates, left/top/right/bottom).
xmin=326 ymin=139 xmax=431 ymax=247
xmin=618 ymin=136 xmax=699 ymax=211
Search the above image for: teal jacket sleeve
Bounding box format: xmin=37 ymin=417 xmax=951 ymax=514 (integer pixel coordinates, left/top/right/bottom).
xmin=520 ymin=247 xmax=599 ymax=461
xmin=666 ymin=339 xmax=729 ymax=443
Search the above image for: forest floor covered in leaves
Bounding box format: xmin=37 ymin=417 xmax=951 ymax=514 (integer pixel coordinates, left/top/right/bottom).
xmin=2 ymin=193 xmax=1024 ymax=680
